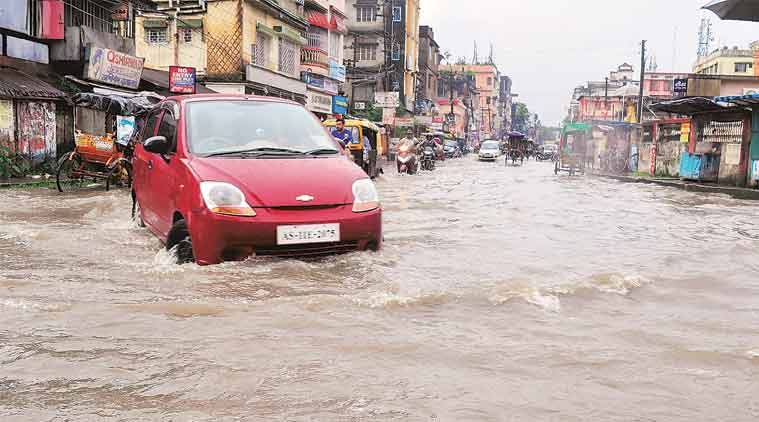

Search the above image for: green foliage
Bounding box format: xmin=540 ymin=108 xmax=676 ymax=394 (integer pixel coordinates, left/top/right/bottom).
xmin=353 ymin=103 xmax=382 ymax=122
xmin=0 ymin=146 xmax=31 ymax=179
xmin=512 ymin=102 xmax=531 ymax=133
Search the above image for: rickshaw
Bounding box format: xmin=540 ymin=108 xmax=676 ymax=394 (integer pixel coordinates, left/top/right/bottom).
xmin=555 ymin=122 xmax=591 ymax=176
xmin=503 ymin=131 xmax=527 ymax=166
xmin=56 ymin=92 xmax=161 ymax=192
xmin=323 ymin=118 xmax=384 ymax=178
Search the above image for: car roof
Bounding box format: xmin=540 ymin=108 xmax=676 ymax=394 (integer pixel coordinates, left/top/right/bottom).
xmin=166 ymin=93 xmax=300 ymax=106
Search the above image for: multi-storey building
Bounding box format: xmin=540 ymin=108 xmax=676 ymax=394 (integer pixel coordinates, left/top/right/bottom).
xmin=693 ymin=42 xmax=759 ymax=76
xmin=136 ymin=0 xmax=311 ymax=102
xmin=301 ymin=0 xmax=347 ymax=117
xmin=344 ymin=0 xmax=419 ymax=114
xmin=416 ymin=25 xmax=441 ymax=115
xmin=440 ymin=63 xmax=498 ymax=138
xmin=498 ymin=75 xmax=512 ymax=133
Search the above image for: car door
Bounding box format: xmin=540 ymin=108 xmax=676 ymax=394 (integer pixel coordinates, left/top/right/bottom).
xmin=145 ymin=104 xmax=180 ymax=237
xmin=133 ymin=109 xmax=161 ymax=228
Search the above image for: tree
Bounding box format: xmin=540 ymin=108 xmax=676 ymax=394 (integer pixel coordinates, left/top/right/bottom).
xmin=512 ymin=102 xmax=530 ymax=133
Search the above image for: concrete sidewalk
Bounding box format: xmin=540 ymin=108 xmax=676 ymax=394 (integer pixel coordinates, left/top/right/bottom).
xmin=590 ymin=172 xmax=759 ymax=200
xmin=0 ymin=176 xmax=58 ymax=189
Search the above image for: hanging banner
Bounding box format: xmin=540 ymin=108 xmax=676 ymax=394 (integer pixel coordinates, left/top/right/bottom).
xmin=680 ymin=122 xmax=690 ymax=143
xmin=328 ymin=59 xmax=346 ymax=83
xmin=116 ymin=116 xmax=135 ymax=146
xmin=382 ymin=107 xmax=395 ymax=125
xmin=332 ymin=95 xmax=349 ymax=115
xmin=169 ymin=66 xmax=197 ymax=94
xmin=85 ymin=45 xmax=144 ymax=89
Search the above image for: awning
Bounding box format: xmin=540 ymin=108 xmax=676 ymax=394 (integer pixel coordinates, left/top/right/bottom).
xmin=177 ymin=19 xmax=203 ymax=28
xmin=0 ymin=67 xmax=66 ymax=99
xmin=651 ymin=97 xmax=731 ymax=115
xmin=330 ymin=14 xmax=347 ymax=33
xmin=307 ymin=11 xmax=330 ymax=29
xmin=72 ymin=92 xmax=162 ymax=116
xmin=143 ymin=19 xmax=168 ymax=28
xmin=715 ymin=93 xmax=759 ymax=107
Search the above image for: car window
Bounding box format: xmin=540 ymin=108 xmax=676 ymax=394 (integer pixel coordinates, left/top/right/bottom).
xmin=140 ymin=111 xmax=160 ymax=142
xmin=156 ymin=111 xmax=177 ymax=155
xmin=186 ymin=101 xmax=337 ymax=155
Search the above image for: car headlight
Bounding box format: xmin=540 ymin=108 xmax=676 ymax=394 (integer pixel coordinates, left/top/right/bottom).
xmin=200 ymin=181 xmax=256 ymax=217
xmin=352 ymin=179 xmax=380 ymax=213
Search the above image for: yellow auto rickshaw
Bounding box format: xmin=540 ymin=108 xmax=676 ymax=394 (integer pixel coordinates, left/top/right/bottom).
xmin=323 ymin=118 xmax=384 ymax=179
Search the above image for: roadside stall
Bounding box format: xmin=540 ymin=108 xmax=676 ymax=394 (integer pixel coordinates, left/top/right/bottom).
xmin=651 ymin=118 xmax=691 ymax=177
xmin=715 ymin=94 xmax=759 ymax=188
xmin=652 ymin=97 xmax=750 ymax=185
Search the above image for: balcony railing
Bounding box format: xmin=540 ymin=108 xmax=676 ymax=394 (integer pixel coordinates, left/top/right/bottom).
xmin=301 ymin=47 xmax=328 ymax=68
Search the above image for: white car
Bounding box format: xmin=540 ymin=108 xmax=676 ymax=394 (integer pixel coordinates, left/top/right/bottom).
xmin=478 ymin=141 xmax=501 ymax=161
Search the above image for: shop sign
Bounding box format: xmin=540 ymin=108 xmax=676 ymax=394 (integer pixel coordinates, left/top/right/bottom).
xmin=432 ymin=116 xmax=444 ymax=123
xmin=169 ymin=66 xmax=196 ymax=94
xmin=431 ymin=122 xmax=443 ymax=131
xmin=111 ymin=3 xmax=130 ymax=21
xmin=328 ymin=59 xmax=346 ymax=82
xmin=673 ymin=78 xmax=688 ymax=96
xmin=116 ymin=116 xmax=135 ymax=146
xmin=680 ymin=122 xmax=690 ymax=143
xmin=302 ymin=72 xmax=338 ymax=95
xmin=306 ymin=90 xmax=333 ymax=115
xmin=414 ymin=116 xmax=432 ymax=125
xmin=374 ymin=91 xmax=400 ymax=108
xmin=353 ymin=102 xmax=367 ymax=110
xmin=85 ymin=45 xmax=144 ymax=89
xmin=332 ymin=95 xmax=349 ymax=114
xmin=394 ymin=117 xmax=413 ymax=127
xmin=382 ymin=107 xmax=395 ymax=125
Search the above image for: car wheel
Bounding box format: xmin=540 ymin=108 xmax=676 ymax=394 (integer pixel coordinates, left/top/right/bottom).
xmin=167 ymin=219 xmax=195 ymax=264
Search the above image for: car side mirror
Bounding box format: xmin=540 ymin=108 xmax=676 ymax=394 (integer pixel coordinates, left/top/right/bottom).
xmin=143 ymin=136 xmax=169 ymax=155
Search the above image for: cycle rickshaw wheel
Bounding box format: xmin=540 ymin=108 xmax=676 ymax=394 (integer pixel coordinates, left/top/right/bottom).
xmin=56 ymin=152 xmax=85 ymax=193
xmin=105 ymin=160 xmax=132 ymax=191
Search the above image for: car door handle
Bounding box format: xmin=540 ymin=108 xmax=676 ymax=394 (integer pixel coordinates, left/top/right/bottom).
xmin=147 ymin=159 xmax=153 ymax=170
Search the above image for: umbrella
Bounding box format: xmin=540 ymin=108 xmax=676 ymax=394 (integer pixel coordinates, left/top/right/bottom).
xmin=703 ymin=0 xmax=759 ymax=22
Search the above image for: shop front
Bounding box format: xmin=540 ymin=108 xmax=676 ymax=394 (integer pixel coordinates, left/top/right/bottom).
xmin=0 ymin=68 xmax=68 ymax=167
xmin=715 ymin=94 xmax=759 ymax=188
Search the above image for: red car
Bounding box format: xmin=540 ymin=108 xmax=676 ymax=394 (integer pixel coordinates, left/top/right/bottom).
xmin=131 ymin=94 xmax=382 ymax=265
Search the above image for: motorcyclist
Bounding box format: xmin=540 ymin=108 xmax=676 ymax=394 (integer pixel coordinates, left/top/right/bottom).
xmin=399 ymin=130 xmax=417 ymax=152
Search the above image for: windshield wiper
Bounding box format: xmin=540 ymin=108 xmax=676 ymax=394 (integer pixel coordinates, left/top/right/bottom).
xmin=303 ymin=148 xmax=340 ymax=156
xmin=204 ymin=147 xmax=304 ymax=158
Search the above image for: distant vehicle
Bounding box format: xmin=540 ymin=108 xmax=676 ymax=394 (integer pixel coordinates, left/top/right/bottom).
xmin=132 ymin=94 xmax=382 ymax=265
xmin=478 ymin=140 xmax=501 ymax=161
xmin=537 ymin=144 xmax=559 ymax=161
xmin=444 ymin=140 xmax=461 ymax=158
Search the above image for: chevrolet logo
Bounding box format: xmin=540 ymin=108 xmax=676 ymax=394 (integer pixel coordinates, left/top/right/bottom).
xmin=296 ymin=195 xmax=315 ymax=202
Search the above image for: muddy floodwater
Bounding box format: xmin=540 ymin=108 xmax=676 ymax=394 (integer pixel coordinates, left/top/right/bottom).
xmin=1 ymin=158 xmax=758 ymax=421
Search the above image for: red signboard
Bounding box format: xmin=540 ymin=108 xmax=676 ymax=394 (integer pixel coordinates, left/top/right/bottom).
xmin=40 ymin=0 xmax=64 ymax=40
xmin=169 ymin=66 xmax=196 ymax=94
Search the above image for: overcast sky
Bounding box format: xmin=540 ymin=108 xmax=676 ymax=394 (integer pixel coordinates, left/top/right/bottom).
xmin=422 ymin=0 xmax=759 ymax=126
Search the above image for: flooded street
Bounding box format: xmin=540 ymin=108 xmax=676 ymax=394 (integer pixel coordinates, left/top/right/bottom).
xmin=1 ymin=158 xmax=759 ymax=421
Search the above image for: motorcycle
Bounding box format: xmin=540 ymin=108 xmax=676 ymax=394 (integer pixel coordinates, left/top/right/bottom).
xmin=421 ymin=146 xmax=436 ymax=171
xmin=396 ymin=144 xmax=418 ymax=174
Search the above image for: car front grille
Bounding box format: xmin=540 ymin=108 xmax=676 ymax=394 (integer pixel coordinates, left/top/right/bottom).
xmin=254 ymin=241 xmax=360 ymax=258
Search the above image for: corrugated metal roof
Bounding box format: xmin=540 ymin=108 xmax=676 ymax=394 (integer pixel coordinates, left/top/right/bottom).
xmin=715 ymin=93 xmax=759 ymax=107
xmin=0 ymin=67 xmax=66 ymax=99
xmin=651 ymin=97 xmax=730 ymax=115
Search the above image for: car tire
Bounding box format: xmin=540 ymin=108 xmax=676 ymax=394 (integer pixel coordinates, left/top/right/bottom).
xmin=167 ymin=219 xmax=195 ymax=264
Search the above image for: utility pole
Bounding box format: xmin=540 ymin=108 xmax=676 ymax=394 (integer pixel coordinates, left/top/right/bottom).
xmin=637 ymin=40 xmax=646 ymax=123
xmin=604 ymin=77 xmax=608 ymax=111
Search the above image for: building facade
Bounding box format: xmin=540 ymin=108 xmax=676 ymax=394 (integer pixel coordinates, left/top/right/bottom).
xmin=416 ymin=25 xmax=441 ymax=116
xmin=344 ymin=0 xmax=385 ymax=112
xmin=302 ymin=0 xmax=347 ymax=117
xmin=693 ymin=42 xmax=759 ymax=77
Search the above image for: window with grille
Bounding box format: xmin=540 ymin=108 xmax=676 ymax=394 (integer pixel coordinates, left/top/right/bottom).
xmin=253 ymin=32 xmax=271 ymax=67
xmin=307 ymin=27 xmax=326 ymax=50
xmin=357 ymin=6 xmax=377 ymax=22
xmin=278 ymin=37 xmax=298 ymax=75
xmin=392 ymin=7 xmax=402 ymax=22
xmin=146 ymin=28 xmax=167 ymax=44
xmin=182 ymin=28 xmax=192 ymax=43
xmin=735 ymin=62 xmax=753 ymax=73
xmin=330 ymin=32 xmax=341 ymax=59
xmin=357 ymin=44 xmax=376 ymax=61
xmin=702 ymin=121 xmax=744 ymax=143
xmin=391 ymin=43 xmax=400 ymax=61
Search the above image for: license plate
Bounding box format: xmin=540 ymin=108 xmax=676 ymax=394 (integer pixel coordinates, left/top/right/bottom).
xmin=276 ymin=224 xmax=340 ymax=245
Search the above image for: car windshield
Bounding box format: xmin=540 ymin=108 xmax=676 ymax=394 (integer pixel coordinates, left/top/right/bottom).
xmin=186 ymin=100 xmax=338 ymax=156
xmin=482 ymin=142 xmax=499 ymax=150
xmin=445 ymin=141 xmax=458 ymax=147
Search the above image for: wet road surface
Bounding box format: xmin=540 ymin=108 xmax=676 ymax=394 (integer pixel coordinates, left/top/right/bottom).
xmin=1 ymin=157 xmax=759 ymax=421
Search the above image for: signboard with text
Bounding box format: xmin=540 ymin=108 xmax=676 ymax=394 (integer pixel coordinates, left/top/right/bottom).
xmin=328 ymin=59 xmax=346 ymax=82
xmin=306 ymin=90 xmax=333 ymax=115
xmin=374 ymin=91 xmax=400 ymax=108
xmin=332 ymin=95 xmax=349 ymax=114
xmin=85 ymin=45 xmax=144 ymax=89
xmin=673 ymin=78 xmax=688 ymax=97
xmin=169 ymin=66 xmax=196 ymax=94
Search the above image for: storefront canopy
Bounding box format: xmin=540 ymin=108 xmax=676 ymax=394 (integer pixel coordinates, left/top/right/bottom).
xmin=0 ymin=67 xmax=66 ymax=99
xmin=715 ymin=93 xmax=759 ymax=107
xmin=651 ymin=97 xmax=730 ymax=115
xmin=72 ymin=92 xmax=162 ymax=116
